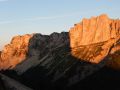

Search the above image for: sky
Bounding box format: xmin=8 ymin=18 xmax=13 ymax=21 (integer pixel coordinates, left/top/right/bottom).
xmin=0 ymin=0 xmax=120 ymax=50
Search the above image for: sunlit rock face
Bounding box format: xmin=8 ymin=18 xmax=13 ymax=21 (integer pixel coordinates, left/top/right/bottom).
xmin=69 ymin=14 xmax=120 ymax=64
xmin=0 ymin=34 xmax=32 ymax=70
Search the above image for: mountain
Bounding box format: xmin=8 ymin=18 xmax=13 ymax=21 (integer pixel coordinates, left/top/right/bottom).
xmin=70 ymin=14 xmax=120 ymax=64
xmin=0 ymin=14 xmax=120 ymax=90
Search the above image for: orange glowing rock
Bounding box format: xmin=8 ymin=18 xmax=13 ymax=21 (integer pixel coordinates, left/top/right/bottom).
xmin=0 ymin=34 xmax=32 ymax=70
xmin=69 ymin=14 xmax=120 ymax=64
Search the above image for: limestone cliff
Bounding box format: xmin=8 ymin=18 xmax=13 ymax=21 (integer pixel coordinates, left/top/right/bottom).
xmin=69 ymin=14 xmax=120 ymax=64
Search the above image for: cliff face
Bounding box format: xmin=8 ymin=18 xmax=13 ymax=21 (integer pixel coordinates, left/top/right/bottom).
xmin=0 ymin=34 xmax=32 ymax=70
xmin=69 ymin=14 xmax=120 ymax=46
xmin=69 ymin=14 xmax=120 ymax=64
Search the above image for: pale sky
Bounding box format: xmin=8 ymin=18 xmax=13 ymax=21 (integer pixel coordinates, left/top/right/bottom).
xmin=0 ymin=0 xmax=120 ymax=50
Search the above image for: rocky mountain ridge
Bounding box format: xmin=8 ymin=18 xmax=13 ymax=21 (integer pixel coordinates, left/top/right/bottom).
xmin=0 ymin=14 xmax=120 ymax=70
xmin=0 ymin=14 xmax=120 ymax=90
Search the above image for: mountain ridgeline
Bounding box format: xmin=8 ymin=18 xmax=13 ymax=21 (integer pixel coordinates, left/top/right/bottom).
xmin=0 ymin=14 xmax=120 ymax=90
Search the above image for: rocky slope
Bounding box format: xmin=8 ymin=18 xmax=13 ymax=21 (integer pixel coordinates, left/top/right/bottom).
xmin=0 ymin=14 xmax=120 ymax=90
